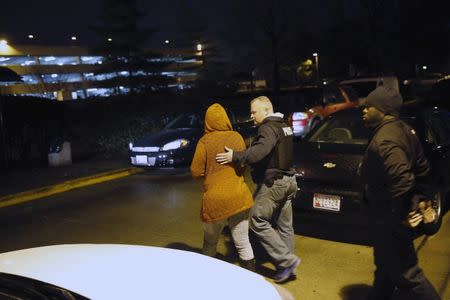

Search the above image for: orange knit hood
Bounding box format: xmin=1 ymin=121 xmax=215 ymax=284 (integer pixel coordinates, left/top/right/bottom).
xmin=204 ymin=103 xmax=233 ymax=133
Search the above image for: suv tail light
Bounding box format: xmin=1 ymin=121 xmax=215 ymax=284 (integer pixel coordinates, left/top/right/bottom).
xmin=290 ymin=112 xmax=309 ymax=126
xmin=289 ymin=112 xmax=312 ymax=137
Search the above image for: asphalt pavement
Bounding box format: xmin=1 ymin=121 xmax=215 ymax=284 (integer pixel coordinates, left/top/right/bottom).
xmin=0 ymin=155 xmax=141 ymax=208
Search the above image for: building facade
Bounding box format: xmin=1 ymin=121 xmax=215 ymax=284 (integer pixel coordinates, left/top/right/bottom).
xmin=0 ymin=43 xmax=202 ymax=100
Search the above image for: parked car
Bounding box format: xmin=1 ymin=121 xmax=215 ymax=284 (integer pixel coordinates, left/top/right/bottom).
xmin=426 ymin=76 xmax=450 ymax=110
xmin=400 ymin=76 xmax=446 ymax=102
xmin=129 ymin=110 xmax=256 ymax=168
xmin=292 ymin=105 xmax=449 ymax=233
xmin=340 ymin=76 xmax=399 ymax=105
xmin=279 ymin=85 xmax=359 ymax=138
xmin=0 ymin=244 xmax=292 ymax=300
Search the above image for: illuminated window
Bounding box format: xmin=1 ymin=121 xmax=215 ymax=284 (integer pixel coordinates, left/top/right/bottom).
xmin=41 ymin=73 xmax=83 ymax=83
xmin=39 ymin=56 xmax=79 ymax=65
xmin=80 ymin=56 xmax=104 ymax=64
xmin=86 ymin=88 xmax=115 ymax=97
xmin=0 ymin=56 xmax=37 ymax=66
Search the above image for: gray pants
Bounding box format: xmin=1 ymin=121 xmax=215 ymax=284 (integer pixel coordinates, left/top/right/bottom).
xmin=250 ymin=175 xmax=299 ymax=269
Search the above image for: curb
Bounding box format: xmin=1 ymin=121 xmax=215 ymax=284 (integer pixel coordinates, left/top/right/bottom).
xmin=0 ymin=167 xmax=144 ymax=209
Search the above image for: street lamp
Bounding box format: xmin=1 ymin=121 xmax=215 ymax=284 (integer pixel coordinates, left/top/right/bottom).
xmin=196 ymin=43 xmax=203 ymax=57
xmin=313 ymin=52 xmax=319 ymax=82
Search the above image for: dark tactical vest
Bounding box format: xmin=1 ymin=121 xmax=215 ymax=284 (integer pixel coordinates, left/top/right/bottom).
xmin=251 ymin=119 xmax=294 ymax=185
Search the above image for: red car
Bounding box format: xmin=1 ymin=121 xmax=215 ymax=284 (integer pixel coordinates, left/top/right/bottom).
xmin=279 ymin=85 xmax=359 ymax=137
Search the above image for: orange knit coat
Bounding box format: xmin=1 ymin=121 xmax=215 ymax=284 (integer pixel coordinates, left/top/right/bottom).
xmin=190 ymin=103 xmax=253 ymax=223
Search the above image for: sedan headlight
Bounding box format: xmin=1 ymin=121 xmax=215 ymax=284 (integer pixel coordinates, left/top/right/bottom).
xmin=129 ymin=142 xmax=133 ymax=150
xmin=162 ymin=139 xmax=190 ymax=151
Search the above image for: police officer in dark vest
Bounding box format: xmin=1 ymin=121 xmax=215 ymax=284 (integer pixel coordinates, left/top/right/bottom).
xmin=216 ymin=96 xmax=301 ymax=283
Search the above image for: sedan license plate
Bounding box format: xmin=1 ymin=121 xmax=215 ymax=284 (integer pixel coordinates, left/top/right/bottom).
xmin=313 ymin=193 xmax=341 ymax=212
xmin=136 ymin=155 xmax=147 ymax=165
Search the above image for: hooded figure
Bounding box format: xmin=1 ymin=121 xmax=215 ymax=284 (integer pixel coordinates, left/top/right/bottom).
xmin=190 ymin=103 xmax=255 ymax=269
xmin=191 ymin=103 xmax=253 ymax=221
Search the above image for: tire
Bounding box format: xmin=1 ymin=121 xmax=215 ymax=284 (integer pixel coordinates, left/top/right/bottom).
xmin=421 ymin=188 xmax=444 ymax=236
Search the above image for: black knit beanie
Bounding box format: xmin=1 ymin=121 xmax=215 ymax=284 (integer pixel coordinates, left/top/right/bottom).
xmin=366 ymin=86 xmax=403 ymax=116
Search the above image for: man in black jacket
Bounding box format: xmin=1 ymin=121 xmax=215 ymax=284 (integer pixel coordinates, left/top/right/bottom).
xmin=360 ymin=86 xmax=440 ymax=300
xmin=216 ymin=96 xmax=300 ymax=283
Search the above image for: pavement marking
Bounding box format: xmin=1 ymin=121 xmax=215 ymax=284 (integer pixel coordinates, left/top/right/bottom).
xmin=0 ymin=167 xmax=144 ymax=209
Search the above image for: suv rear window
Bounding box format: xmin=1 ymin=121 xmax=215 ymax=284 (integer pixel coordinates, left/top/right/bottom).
xmin=344 ymin=81 xmax=377 ymax=98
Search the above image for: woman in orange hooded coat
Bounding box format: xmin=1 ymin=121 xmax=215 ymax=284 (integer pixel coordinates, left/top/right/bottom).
xmin=190 ymin=103 xmax=255 ymax=269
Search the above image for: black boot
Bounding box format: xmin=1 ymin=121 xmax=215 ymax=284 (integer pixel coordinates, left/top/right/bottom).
xmin=240 ymin=258 xmax=256 ymax=272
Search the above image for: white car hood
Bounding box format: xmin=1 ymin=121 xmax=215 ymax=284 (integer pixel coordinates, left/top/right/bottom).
xmin=0 ymin=244 xmax=282 ymax=300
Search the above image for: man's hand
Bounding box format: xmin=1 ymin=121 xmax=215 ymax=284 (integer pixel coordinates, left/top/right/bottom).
xmin=403 ymin=211 xmax=423 ymax=228
xmin=216 ymin=146 xmax=233 ymax=165
xmin=419 ymin=201 xmax=437 ymax=224
xmin=422 ymin=207 xmax=437 ymax=224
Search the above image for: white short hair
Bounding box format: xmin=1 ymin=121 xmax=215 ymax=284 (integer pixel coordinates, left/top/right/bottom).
xmin=251 ymin=96 xmax=273 ymax=112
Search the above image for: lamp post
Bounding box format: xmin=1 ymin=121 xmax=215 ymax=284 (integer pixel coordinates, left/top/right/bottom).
xmin=196 ymin=43 xmax=203 ymax=56
xmin=313 ymin=52 xmax=319 ymax=82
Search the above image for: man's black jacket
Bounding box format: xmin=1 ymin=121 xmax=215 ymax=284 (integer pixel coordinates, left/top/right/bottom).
xmin=360 ymin=118 xmax=432 ymax=221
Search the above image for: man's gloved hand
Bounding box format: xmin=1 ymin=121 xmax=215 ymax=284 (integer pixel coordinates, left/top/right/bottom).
xmin=403 ymin=211 xmax=423 ymax=228
xmin=419 ymin=201 xmax=437 ymax=224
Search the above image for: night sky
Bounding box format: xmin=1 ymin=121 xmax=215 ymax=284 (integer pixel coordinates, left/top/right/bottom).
xmin=0 ymin=0 xmax=229 ymax=47
xmin=0 ymin=0 xmax=335 ymax=47
xmin=2 ymin=1 xmax=447 ymax=75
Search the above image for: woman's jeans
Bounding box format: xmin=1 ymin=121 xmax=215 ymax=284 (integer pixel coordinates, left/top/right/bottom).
xmin=203 ymin=209 xmax=254 ymax=261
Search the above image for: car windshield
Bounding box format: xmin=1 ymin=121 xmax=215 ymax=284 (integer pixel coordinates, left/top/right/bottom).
xmin=308 ymin=114 xmax=369 ymax=144
xmin=165 ymin=113 xmax=203 ymax=129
